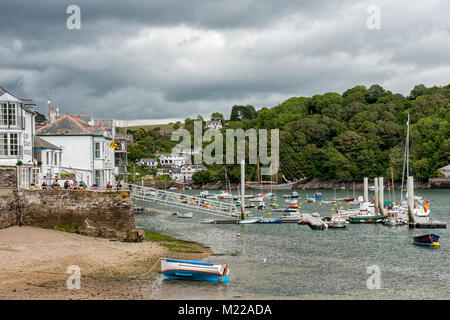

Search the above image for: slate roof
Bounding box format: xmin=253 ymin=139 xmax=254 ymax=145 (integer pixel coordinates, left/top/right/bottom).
xmin=36 ymin=114 xmax=111 ymax=137
xmin=34 ymin=136 xmax=62 ymax=150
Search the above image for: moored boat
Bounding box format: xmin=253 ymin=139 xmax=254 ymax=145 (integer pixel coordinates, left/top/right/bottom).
xmin=257 ymin=218 xmax=282 ymax=224
xmin=328 ymin=216 xmax=346 ymax=228
xmin=413 ymin=233 xmax=440 ymax=247
xmin=238 ymin=217 xmax=260 ymax=224
xmin=383 ymin=217 xmax=407 ymax=226
xmin=176 ymin=212 xmax=193 ymax=218
xmin=349 ymin=214 xmax=387 ymax=223
xmin=283 ymin=191 xmax=300 ymax=199
xmin=161 ymin=258 xmax=230 ymax=282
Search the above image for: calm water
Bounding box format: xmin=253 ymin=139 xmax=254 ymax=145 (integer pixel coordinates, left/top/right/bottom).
xmin=135 ymin=189 xmax=450 ymax=299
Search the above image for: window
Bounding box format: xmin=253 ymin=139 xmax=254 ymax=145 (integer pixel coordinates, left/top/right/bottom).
xmin=8 ymin=104 xmax=17 ymax=126
xmin=9 ymin=133 xmax=18 ymax=156
xmin=94 ymin=142 xmax=101 ymax=158
xmin=94 ymin=170 xmax=103 ymax=185
xmin=46 ymin=151 xmax=49 ymax=165
xmin=0 ymin=103 xmax=19 ymax=126
xmin=20 ymin=168 xmax=29 ymax=188
xmin=0 ymin=104 xmax=7 ymax=126
xmin=54 ymin=153 xmax=58 ymax=166
xmin=0 ymin=133 xmax=7 ymax=156
xmin=31 ymin=168 xmax=40 ymax=185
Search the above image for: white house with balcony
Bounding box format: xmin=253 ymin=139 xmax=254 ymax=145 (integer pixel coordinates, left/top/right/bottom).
xmin=159 ymin=153 xmax=186 ymax=167
xmin=36 ymin=111 xmax=115 ymax=187
xmin=0 ymin=87 xmax=37 ymax=188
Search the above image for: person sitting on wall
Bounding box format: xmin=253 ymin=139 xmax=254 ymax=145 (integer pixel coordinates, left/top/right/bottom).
xmin=106 ymin=181 xmax=112 ymax=190
xmin=64 ymin=180 xmax=70 ymax=189
xmin=116 ymin=181 xmax=122 ymax=190
xmin=41 ymin=180 xmax=48 ymax=189
xmin=71 ymin=180 xmax=79 ymax=190
xmin=79 ymin=181 xmax=87 ymax=190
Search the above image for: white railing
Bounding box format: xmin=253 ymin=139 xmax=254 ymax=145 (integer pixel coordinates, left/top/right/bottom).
xmin=127 ymin=183 xmax=239 ymax=218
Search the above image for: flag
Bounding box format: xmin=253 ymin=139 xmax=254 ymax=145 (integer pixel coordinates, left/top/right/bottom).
xmin=109 ymin=140 xmax=118 ymax=149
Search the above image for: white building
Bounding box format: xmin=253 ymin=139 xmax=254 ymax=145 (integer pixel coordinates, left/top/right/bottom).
xmin=173 ymin=164 xmax=207 ymax=182
xmin=36 ymin=112 xmax=115 ymax=187
xmin=205 ymin=120 xmax=222 ymax=130
xmin=33 ymin=136 xmax=63 ymax=185
xmin=438 ymin=165 xmax=450 ymax=178
xmin=137 ymin=157 xmax=157 ymax=169
xmin=159 ymin=153 xmax=186 ymax=167
xmin=0 ymin=87 xmax=37 ymax=188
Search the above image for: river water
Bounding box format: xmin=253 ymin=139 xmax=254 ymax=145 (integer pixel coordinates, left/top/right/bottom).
xmin=135 ymin=189 xmax=450 ymax=299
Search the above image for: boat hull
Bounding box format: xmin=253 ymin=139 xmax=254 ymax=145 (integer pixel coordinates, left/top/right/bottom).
xmin=413 ymin=233 xmax=440 ymax=247
xmin=248 ymin=183 xmax=293 ymax=190
xmin=161 ymin=259 xmax=229 ymax=283
xmin=349 ymin=215 xmax=387 ymax=223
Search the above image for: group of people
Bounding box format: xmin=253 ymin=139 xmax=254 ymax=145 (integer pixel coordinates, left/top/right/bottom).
xmin=40 ymin=180 xmax=125 ymax=190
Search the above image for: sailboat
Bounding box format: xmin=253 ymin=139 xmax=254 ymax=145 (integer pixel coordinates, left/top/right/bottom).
xmin=237 ymin=160 xmax=259 ymax=224
xmin=247 ymin=157 xmax=297 ymax=190
xmin=398 ymin=113 xmax=432 ymax=221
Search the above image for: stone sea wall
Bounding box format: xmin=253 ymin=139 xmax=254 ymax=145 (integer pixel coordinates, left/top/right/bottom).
xmin=0 ymin=188 xmax=142 ymax=241
xmin=0 ymin=190 xmax=18 ymax=229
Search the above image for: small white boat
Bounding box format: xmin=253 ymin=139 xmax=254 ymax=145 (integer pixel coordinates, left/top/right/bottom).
xmin=328 ymin=216 xmax=347 ymax=228
xmin=383 ymin=217 xmax=407 ymax=226
xmin=283 ymin=191 xmax=300 ymax=199
xmin=285 ymin=198 xmax=298 ymax=205
xmin=176 ymin=212 xmax=193 ymax=218
xmin=238 ymin=217 xmax=260 ymax=224
xmin=161 ymin=258 xmax=229 ymax=282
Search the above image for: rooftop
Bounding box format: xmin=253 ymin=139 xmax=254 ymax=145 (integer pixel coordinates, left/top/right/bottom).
xmin=36 ymin=114 xmax=111 ymax=137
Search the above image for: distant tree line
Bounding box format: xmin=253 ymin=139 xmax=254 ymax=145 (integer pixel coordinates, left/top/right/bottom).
xmin=126 ymin=83 xmax=450 ymax=183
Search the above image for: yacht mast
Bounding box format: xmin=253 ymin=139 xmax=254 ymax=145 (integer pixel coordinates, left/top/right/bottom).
xmin=401 ymin=113 xmax=410 ymax=202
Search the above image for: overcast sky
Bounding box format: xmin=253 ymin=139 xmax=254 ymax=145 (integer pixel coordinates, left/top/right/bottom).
xmin=1 ymin=0 xmax=449 ymax=121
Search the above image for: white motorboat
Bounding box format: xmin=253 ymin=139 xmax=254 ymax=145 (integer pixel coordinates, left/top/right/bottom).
xmin=383 ymin=217 xmax=407 ymax=226
xmin=285 ymin=198 xmax=298 ymax=205
xmin=328 ymin=216 xmax=347 ymax=228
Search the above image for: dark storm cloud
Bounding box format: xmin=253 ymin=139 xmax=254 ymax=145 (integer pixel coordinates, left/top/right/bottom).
xmin=0 ymin=0 xmax=449 ymax=120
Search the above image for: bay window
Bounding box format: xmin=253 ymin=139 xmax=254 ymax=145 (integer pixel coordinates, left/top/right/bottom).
xmin=0 ymin=132 xmax=21 ymax=157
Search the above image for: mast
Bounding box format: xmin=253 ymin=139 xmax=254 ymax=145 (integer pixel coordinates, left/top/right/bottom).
xmin=407 ymin=176 xmax=415 ymax=223
xmin=401 ymin=113 xmax=410 ymax=202
xmin=240 ymin=159 xmax=246 ymax=220
xmin=257 ymin=156 xmax=260 ymax=186
xmin=391 ymin=167 xmax=395 ymax=203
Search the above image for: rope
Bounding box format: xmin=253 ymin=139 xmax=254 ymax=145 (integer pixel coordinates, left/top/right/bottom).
xmin=128 ymin=257 xmax=164 ymax=278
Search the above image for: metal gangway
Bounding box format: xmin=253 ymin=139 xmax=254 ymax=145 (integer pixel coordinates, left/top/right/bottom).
xmin=128 ymin=184 xmax=239 ymax=218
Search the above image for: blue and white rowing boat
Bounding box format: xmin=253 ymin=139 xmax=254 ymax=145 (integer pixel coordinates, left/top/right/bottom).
xmin=176 ymin=212 xmax=193 ymax=218
xmin=161 ymin=258 xmax=230 ymax=282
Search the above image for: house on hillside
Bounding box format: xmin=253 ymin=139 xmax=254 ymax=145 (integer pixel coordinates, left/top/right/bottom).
xmin=159 ymin=153 xmax=186 ymax=167
xmin=176 ymin=164 xmax=207 ymax=182
xmin=205 ymin=120 xmax=222 ymax=130
xmin=137 ymin=157 xmax=157 ymax=169
xmin=0 ymin=86 xmax=37 ymax=188
xmin=36 ymin=111 xmax=115 ymax=186
xmin=438 ymin=165 xmax=450 ymax=178
xmin=156 ymin=129 xmax=173 ymax=137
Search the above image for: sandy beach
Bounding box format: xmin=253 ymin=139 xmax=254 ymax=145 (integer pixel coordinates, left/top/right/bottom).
xmin=0 ymin=226 xmax=211 ymax=299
